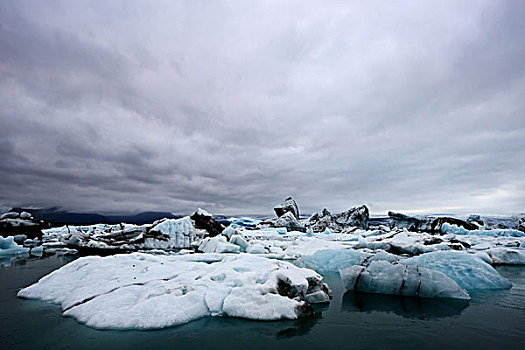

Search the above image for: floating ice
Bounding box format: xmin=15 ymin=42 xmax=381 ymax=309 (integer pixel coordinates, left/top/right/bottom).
xmin=401 ymin=251 xmax=512 ymax=290
xmin=340 ymin=260 xmax=470 ymax=300
xmin=199 ymin=236 xmax=241 ymax=254
xmin=18 ymin=253 xmax=331 ymax=330
xmin=147 ymin=216 xmax=197 ymax=248
xmin=485 ymin=247 xmax=525 ymax=265
xmin=228 ymin=217 xmax=260 ymax=229
xmin=441 ymin=223 xmax=525 ymax=237
xmin=0 ymin=235 xmax=30 ymax=256
xmin=42 ymin=216 xmax=201 ymax=250
xmin=246 ymin=243 xmax=266 ymax=254
xmin=229 ymin=235 xmax=250 ymax=252
xmin=299 ymin=249 xmax=370 ymax=274
xmin=222 ymin=226 xmax=237 ymax=239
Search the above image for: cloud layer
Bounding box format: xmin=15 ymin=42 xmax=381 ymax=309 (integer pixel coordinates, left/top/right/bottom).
xmin=1 ymin=1 xmax=524 ymax=215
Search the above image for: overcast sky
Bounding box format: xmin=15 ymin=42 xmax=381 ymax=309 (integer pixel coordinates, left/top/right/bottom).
xmin=1 ymin=1 xmax=524 ymax=216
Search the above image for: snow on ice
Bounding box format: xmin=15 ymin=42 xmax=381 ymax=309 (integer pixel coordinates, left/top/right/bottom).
xmin=18 ymin=253 xmax=331 ymax=329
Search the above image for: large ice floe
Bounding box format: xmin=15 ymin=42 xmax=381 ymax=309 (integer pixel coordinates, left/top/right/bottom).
xmin=18 ymin=253 xmax=331 ymax=330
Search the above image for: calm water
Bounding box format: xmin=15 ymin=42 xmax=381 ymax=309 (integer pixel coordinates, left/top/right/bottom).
xmin=1 ymin=254 xmax=524 ymax=350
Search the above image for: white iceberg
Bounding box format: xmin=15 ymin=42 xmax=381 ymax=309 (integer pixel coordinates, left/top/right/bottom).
xmin=18 ymin=253 xmax=331 ymax=330
xmin=198 ymin=236 xmax=241 ymax=254
xmin=146 ymin=216 xmax=198 ymax=249
xmin=340 ymin=260 xmax=470 ymax=300
xmin=42 ymin=216 xmax=202 ymax=250
xmin=401 ymin=251 xmax=512 ymax=290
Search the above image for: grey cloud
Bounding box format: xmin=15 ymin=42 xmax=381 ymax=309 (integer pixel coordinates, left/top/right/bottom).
xmin=0 ymin=0 xmax=524 ymax=216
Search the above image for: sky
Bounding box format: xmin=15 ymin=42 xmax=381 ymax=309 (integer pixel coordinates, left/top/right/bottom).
xmin=1 ymin=1 xmax=524 ymax=216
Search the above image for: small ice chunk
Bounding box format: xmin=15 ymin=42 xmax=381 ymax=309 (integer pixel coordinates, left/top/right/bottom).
xmin=30 ymin=245 xmax=44 ymax=256
xmin=246 ymin=244 xmax=266 ymax=254
xmin=0 ymin=212 xmax=19 ymax=219
xmin=229 ymin=235 xmax=249 ymax=252
xmin=216 ymin=242 xmax=241 ymax=254
xmin=222 ymin=226 xmax=237 ymax=239
xmin=0 ymin=236 xmax=30 ymax=256
xmin=199 ymin=236 xmax=240 ymax=254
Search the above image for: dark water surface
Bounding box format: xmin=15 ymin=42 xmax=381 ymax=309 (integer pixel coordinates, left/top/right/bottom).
xmin=1 ymin=255 xmax=524 ymax=350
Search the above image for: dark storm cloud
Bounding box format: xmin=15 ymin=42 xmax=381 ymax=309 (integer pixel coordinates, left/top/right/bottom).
xmin=1 ymin=0 xmax=524 ymax=215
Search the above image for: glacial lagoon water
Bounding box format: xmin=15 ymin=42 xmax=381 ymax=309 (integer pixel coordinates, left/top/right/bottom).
xmin=1 ymin=254 xmax=524 ymax=350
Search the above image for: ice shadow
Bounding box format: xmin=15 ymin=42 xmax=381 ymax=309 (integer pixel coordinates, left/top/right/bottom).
xmin=341 ymin=292 xmax=470 ymax=320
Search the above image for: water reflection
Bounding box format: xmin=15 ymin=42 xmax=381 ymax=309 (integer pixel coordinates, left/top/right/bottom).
xmin=0 ymin=252 xmax=76 ymax=268
xmin=276 ymin=304 xmax=328 ymax=339
xmin=0 ymin=253 xmax=30 ymax=267
xmin=341 ymin=292 xmax=470 ymax=320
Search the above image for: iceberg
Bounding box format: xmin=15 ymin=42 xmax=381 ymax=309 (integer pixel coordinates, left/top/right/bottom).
xmin=228 ymin=217 xmax=260 ymax=229
xmin=339 ymin=260 xmax=469 ymax=300
xmin=401 ymin=251 xmax=512 ymax=290
xmin=306 ymin=205 xmax=369 ymax=232
xmin=274 ymin=197 xmax=300 ymax=219
xmin=147 ymin=216 xmax=198 ymax=248
xmin=190 ymin=209 xmax=224 ymax=237
xmin=198 ymin=236 xmax=241 ymax=254
xmin=441 ymin=223 xmax=525 ymax=237
xmin=485 ymin=247 xmax=525 ymax=265
xmin=299 ymin=249 xmax=370 ymax=274
xmin=18 ymin=253 xmax=331 ymax=329
xmin=388 ymin=212 xmax=477 ymax=233
xmin=264 ymin=211 xmax=305 ymax=232
xmin=42 ymin=216 xmax=202 ymax=250
xmin=0 ymin=235 xmax=30 ymax=256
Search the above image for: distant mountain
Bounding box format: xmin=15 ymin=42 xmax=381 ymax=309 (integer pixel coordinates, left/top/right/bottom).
xmin=9 ymin=208 xmax=183 ymax=225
